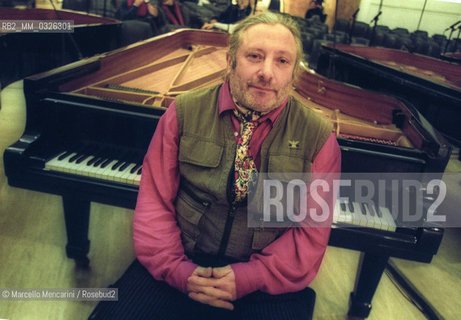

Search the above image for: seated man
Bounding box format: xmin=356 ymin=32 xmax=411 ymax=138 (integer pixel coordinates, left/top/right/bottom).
xmin=178 ymin=0 xmax=229 ymax=22
xmin=201 ymin=0 xmax=252 ymax=32
xmin=89 ymin=11 xmax=341 ymax=320
xmin=117 ymin=0 xmax=162 ymax=44
xmin=156 ymin=0 xmax=204 ymax=32
xmin=119 ymin=0 xmax=160 ymax=21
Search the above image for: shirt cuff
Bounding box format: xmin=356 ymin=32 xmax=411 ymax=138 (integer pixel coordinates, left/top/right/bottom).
xmin=231 ymin=260 xmax=265 ymax=298
xmin=174 ymin=261 xmax=198 ymax=293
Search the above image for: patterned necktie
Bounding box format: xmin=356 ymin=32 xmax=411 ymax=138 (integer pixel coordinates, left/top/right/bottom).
xmin=233 ymin=109 xmax=260 ymax=203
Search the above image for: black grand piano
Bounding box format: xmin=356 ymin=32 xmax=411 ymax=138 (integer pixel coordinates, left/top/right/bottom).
xmin=316 ymin=43 xmax=461 ymax=150
xmin=3 ymin=29 xmax=452 ymax=318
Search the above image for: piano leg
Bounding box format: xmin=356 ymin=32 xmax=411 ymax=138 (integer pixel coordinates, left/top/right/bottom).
xmin=63 ymin=196 xmax=91 ymax=268
xmin=348 ymin=252 xmax=389 ymax=319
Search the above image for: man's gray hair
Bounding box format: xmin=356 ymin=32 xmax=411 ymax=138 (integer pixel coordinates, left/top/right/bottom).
xmin=228 ymin=12 xmax=304 ymax=80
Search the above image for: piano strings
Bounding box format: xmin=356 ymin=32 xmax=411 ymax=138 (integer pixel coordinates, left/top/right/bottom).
xmin=70 ymin=44 xmax=413 ymax=149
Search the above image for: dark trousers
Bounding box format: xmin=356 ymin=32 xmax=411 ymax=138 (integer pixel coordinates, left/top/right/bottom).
xmin=89 ymin=259 xmax=316 ymax=320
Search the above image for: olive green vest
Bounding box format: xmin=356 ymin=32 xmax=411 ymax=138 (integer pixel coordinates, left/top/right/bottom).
xmin=175 ymin=84 xmax=332 ymax=262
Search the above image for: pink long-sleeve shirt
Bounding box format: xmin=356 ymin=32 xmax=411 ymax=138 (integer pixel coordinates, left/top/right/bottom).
xmin=133 ymin=82 xmax=342 ymax=299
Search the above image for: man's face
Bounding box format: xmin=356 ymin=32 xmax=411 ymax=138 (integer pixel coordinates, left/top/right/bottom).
xmin=227 ymin=23 xmax=297 ymax=113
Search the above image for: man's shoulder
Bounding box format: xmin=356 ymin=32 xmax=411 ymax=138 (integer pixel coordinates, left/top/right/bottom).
xmin=175 ymin=84 xmax=223 ymax=123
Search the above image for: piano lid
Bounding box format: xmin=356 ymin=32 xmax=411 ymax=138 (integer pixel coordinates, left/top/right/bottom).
xmin=317 ymin=43 xmax=461 ymax=148
xmin=321 ymin=44 xmax=461 ymax=93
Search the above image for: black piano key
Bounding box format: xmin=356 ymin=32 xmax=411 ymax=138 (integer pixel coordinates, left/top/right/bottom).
xmin=119 ymin=162 xmax=130 ymax=172
xmin=69 ymin=153 xmax=81 ymax=163
xmin=360 ymin=202 xmax=367 ymax=215
xmin=376 ymin=207 xmax=383 ymax=218
xmin=67 ymin=145 xmax=88 ymax=163
xmin=367 ymin=203 xmax=376 ymax=216
xmin=136 ymin=167 xmax=142 ymax=175
xmin=75 ymin=154 xmax=91 ymax=164
xmin=112 ymin=160 xmax=124 ymax=171
xmin=58 ymin=151 xmax=72 ymax=161
xmin=88 ymin=153 xmax=110 ymax=169
xmin=86 ymin=148 xmax=104 ymax=167
xmin=100 ymin=158 xmax=113 ymax=168
xmin=130 ymin=164 xmax=141 ymax=174
xmin=87 ymin=156 xmax=100 ymax=166
xmin=340 ymin=202 xmax=347 ymax=212
xmin=72 ymin=145 xmax=96 ymax=164
xmin=348 ymin=201 xmax=354 ymax=213
xmin=93 ymin=156 xmax=109 ymax=167
xmin=111 ymin=150 xmax=132 ymax=171
xmin=85 ymin=146 xmax=109 ymax=167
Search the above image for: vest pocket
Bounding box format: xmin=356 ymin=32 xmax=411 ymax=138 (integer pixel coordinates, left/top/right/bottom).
xmin=267 ymin=155 xmax=312 ymax=181
xmin=179 ymin=135 xmax=223 ymax=168
xmin=175 ymin=188 xmax=210 ymax=254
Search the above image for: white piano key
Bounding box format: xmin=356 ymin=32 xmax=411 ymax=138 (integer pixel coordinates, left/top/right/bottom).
xmin=333 ymin=200 xmax=353 ymax=223
xmin=367 ymin=203 xmax=385 ymax=230
xmin=120 ymin=163 xmax=137 ymax=184
xmin=55 ymin=152 xmax=79 ymax=173
xmin=126 ymin=164 xmax=141 ymax=185
xmin=333 ymin=201 xmax=341 ymax=223
xmin=89 ymin=158 xmax=110 ymax=178
xmin=113 ymin=162 xmax=131 ymax=183
xmin=44 ymin=152 xmax=140 ymax=186
xmin=67 ymin=154 xmax=91 ymax=174
xmin=45 ymin=151 xmax=69 ymax=171
xmin=71 ymin=155 xmax=96 ymax=176
xmin=351 ymin=202 xmax=368 ymax=227
xmin=379 ymin=206 xmax=397 ymax=232
xmin=134 ymin=167 xmax=142 ymax=185
xmin=333 ymin=199 xmax=397 ymax=232
xmin=99 ymin=160 xmax=120 ymax=181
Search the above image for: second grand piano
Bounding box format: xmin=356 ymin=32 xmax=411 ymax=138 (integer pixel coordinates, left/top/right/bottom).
xmin=3 ymin=29 xmax=451 ymax=318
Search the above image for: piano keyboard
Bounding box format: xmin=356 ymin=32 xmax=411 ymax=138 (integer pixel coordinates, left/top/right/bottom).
xmin=333 ymin=200 xmax=397 ymax=231
xmin=45 ymin=149 xmax=142 ymax=186
xmin=44 ymin=149 xmax=397 ymax=231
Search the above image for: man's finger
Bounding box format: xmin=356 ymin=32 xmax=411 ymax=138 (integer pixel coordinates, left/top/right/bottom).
xmin=193 ymin=266 xmax=212 ymax=278
xmin=188 ymin=274 xmax=219 ymax=287
xmin=188 ymin=283 xmax=234 ymax=301
xmin=188 ymin=292 xmax=234 ymax=310
xmin=212 ymin=266 xmax=232 ymax=278
xmin=187 ymin=275 xmax=234 ymax=300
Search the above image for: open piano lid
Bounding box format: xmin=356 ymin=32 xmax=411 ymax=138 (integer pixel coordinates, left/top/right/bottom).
xmin=317 ymin=43 xmax=461 ymax=148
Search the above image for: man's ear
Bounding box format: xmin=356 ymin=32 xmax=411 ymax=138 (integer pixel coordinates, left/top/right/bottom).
xmin=226 ymin=52 xmax=232 ymax=74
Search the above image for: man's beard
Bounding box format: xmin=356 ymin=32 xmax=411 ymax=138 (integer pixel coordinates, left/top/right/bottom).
xmin=228 ymin=69 xmax=292 ymax=113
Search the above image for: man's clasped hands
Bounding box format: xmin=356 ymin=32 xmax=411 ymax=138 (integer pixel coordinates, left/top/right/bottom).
xmin=187 ymin=265 xmax=237 ymax=310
